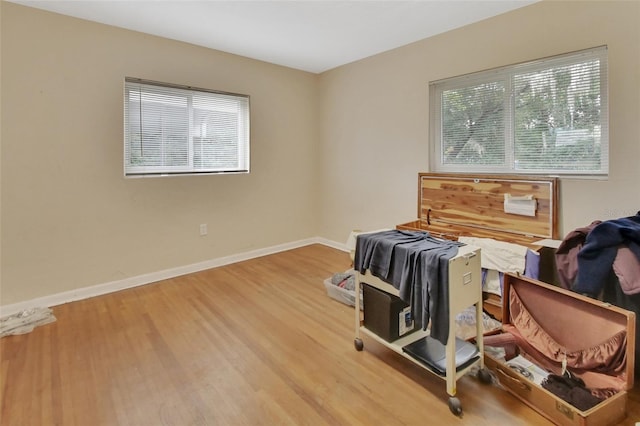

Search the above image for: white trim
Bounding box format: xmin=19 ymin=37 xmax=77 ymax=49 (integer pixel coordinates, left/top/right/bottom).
xmin=0 ymin=238 xmax=349 ymax=317
xmin=314 ymin=237 xmax=348 ymax=252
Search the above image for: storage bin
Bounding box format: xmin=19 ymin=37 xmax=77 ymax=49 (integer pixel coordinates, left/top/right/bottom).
xmin=323 ymin=278 xmax=362 ymax=308
xmin=362 ymin=283 xmax=417 ymax=342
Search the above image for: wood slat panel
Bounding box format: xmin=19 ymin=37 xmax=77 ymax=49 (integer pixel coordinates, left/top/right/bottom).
xmin=2 ymin=245 xmax=638 ymax=425
xmin=412 ymin=173 xmax=558 ymax=242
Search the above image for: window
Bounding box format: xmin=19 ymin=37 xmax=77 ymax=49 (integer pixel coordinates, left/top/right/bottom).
xmin=430 ymin=46 xmax=608 ymax=176
xmin=124 ymin=78 xmax=250 ymax=177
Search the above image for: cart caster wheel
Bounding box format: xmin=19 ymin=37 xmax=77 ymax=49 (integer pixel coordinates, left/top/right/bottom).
xmin=354 ymin=338 xmax=364 ymax=351
xmin=448 ymin=397 xmax=462 ymax=416
xmin=478 ymin=368 xmax=492 ymax=384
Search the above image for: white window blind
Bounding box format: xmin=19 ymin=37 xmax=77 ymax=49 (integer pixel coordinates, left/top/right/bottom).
xmin=124 ymin=78 xmax=250 ymax=177
xmin=430 ymin=46 xmax=608 ymax=176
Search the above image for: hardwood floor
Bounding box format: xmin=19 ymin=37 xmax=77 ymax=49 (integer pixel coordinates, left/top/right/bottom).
xmin=1 ymin=244 xmax=639 ymax=425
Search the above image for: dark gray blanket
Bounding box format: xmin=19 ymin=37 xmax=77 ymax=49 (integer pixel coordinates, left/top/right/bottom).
xmin=354 ymin=230 xmax=431 ymax=280
xmin=354 ymin=230 xmax=463 ymax=345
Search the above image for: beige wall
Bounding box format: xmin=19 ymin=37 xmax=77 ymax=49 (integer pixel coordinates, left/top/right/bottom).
xmin=1 ymin=3 xmax=320 ymax=305
xmin=0 ymin=3 xmax=3 ymax=299
xmin=2 ymin=1 xmax=640 ymax=307
xmin=319 ymin=0 xmax=640 ymax=243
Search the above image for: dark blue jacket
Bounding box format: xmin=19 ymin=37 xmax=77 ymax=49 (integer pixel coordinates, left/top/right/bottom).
xmin=575 ymin=212 xmax=640 ymax=296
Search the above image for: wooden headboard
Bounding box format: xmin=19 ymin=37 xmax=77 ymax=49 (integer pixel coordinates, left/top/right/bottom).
xmin=397 ymin=173 xmax=559 ymax=246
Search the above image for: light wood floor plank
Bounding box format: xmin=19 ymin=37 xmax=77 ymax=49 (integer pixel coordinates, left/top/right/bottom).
xmin=2 ymin=244 xmax=639 ymax=425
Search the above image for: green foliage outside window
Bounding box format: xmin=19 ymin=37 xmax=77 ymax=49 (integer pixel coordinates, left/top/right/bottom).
xmin=432 ymin=46 xmax=607 ymax=176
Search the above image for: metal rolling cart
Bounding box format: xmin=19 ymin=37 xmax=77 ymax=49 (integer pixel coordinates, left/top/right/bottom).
xmin=353 ymin=244 xmax=492 ymax=416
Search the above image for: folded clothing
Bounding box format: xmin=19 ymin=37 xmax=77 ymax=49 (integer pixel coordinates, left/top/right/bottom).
xmin=541 ymin=374 xmax=604 ymax=411
xmin=330 ymin=271 xmax=355 ymax=291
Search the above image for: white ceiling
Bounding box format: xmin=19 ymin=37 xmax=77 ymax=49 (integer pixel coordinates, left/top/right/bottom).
xmin=10 ymin=0 xmax=538 ymax=73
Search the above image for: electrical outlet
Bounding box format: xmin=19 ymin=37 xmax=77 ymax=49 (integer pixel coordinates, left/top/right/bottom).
xmin=199 ymin=224 xmax=208 ymax=236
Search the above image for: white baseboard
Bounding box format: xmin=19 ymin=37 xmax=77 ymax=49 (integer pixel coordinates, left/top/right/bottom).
xmin=0 ymin=237 xmax=348 ymax=317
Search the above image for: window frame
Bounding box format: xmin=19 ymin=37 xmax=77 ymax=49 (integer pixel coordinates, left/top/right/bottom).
xmin=429 ymin=46 xmax=608 ymax=177
xmin=124 ymin=78 xmax=250 ymax=178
